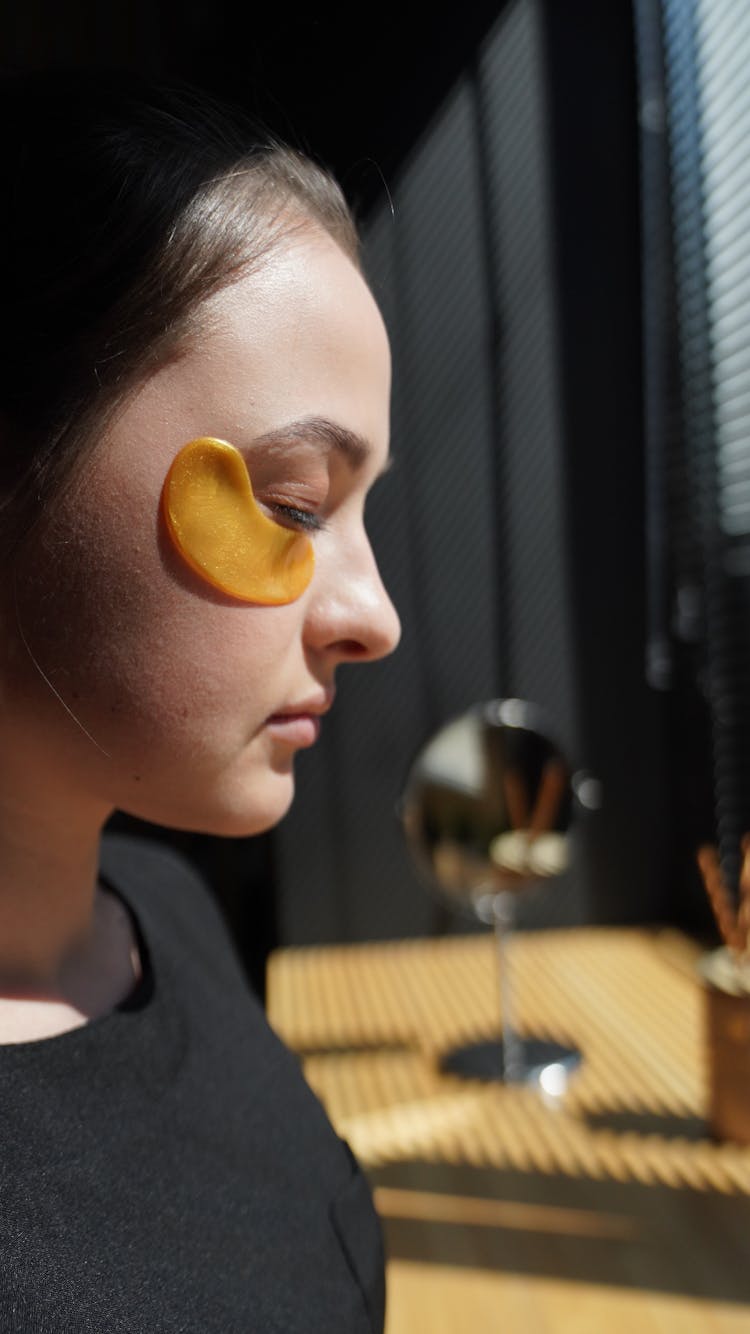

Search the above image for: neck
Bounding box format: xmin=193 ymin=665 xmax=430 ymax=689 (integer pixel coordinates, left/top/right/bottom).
xmin=0 ymin=792 xmax=145 ymax=1041
xmin=0 ymin=817 xmax=104 ymax=992
xmin=0 ymin=595 xmax=141 ymax=1019
xmin=0 ymin=777 xmax=110 ymax=992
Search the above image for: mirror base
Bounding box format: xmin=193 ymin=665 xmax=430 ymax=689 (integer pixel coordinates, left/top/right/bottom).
xmin=440 ymin=1038 xmax=582 ymax=1094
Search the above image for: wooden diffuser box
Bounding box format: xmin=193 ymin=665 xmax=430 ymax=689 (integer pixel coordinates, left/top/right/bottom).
xmin=702 ymin=949 xmax=750 ymax=1145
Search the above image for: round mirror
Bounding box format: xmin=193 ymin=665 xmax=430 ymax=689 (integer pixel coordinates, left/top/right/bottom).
xmin=400 ymin=698 xmax=581 ymax=1089
xmin=401 ymin=698 xmax=573 ymax=918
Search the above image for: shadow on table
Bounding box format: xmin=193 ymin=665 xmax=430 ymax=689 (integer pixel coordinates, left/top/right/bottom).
xmin=370 ymin=1159 xmax=750 ymax=1302
xmin=582 ymin=1109 xmax=708 ymax=1139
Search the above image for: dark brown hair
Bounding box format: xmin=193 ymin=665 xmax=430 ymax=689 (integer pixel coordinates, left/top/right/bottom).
xmin=0 ymin=70 xmax=359 ymax=559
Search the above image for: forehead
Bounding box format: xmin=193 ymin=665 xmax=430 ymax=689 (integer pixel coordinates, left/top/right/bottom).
xmin=89 ymin=226 xmax=392 ymax=503
xmin=180 ymin=227 xmax=391 ymax=445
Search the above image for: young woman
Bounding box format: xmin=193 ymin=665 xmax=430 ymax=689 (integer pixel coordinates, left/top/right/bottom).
xmin=0 ymin=70 xmax=400 ymax=1332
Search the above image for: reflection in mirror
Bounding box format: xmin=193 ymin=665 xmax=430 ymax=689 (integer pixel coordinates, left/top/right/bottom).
xmin=402 ymin=698 xmax=573 ymax=912
xmin=401 ymin=699 xmax=581 ymax=1091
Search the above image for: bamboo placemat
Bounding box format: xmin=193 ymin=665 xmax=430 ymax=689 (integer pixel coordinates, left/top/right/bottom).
xmin=267 ymin=927 xmax=750 ymax=1194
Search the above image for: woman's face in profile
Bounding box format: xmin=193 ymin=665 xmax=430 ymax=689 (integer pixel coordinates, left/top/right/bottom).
xmin=11 ymin=225 xmax=401 ymax=835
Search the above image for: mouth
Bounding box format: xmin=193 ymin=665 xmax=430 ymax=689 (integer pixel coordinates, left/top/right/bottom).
xmin=264 ymin=688 xmax=335 ymax=748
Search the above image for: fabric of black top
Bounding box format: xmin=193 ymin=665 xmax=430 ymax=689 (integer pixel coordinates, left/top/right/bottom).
xmin=0 ymin=834 xmax=385 ymax=1333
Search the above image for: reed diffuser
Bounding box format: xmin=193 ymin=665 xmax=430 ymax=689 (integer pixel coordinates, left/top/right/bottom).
xmin=696 ymin=837 xmax=750 ymax=994
xmin=696 ymin=838 xmax=750 ymax=1142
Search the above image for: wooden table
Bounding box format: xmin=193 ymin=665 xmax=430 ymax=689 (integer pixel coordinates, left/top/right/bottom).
xmin=267 ymin=928 xmax=750 ymax=1331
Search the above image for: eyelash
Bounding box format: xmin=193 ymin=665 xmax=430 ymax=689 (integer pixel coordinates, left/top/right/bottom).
xmin=268 ymin=502 xmax=326 ymax=534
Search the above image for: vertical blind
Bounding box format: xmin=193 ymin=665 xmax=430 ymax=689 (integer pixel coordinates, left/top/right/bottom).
xmin=661 ymin=0 xmax=750 ymax=892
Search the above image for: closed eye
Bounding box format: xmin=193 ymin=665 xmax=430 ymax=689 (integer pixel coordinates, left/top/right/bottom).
xmin=267 ymin=502 xmax=327 ymax=534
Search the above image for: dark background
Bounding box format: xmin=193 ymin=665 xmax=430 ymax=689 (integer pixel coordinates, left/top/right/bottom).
xmin=3 ymin=2 xmax=722 ymax=995
xmin=5 ymin=3 xmax=519 ymax=212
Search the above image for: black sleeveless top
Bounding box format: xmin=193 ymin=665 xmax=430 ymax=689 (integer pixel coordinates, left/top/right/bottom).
xmin=0 ymin=834 xmax=385 ymax=1333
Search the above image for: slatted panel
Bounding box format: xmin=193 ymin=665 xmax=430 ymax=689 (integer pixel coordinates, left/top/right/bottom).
xmin=476 ymin=0 xmax=578 ymax=759
xmin=476 ymin=0 xmax=585 ymax=929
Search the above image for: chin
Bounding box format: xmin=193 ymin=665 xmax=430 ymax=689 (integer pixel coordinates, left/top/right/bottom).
xmin=119 ymin=769 xmax=297 ymax=839
xmin=199 ymin=803 xmax=293 ymax=839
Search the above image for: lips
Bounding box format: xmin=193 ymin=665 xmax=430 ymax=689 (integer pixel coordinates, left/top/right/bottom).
xmin=264 ymin=688 xmax=335 ymax=747
xmin=269 ymin=687 xmax=335 ymax=719
xmin=264 ymin=713 xmax=321 ymax=747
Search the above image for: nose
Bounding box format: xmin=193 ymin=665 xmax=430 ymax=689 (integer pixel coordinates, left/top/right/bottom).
xmin=304 ymin=536 xmax=401 ymax=666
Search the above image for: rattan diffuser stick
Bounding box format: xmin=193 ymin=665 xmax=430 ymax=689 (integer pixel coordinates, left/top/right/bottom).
xmin=696 ymin=842 xmax=749 ymax=956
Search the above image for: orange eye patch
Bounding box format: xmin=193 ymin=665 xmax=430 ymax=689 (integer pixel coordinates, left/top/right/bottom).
xmin=161 ymin=437 xmax=315 ymax=605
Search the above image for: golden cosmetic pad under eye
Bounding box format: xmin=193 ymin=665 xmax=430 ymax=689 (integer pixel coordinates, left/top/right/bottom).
xmin=161 ymin=437 xmax=315 ymax=604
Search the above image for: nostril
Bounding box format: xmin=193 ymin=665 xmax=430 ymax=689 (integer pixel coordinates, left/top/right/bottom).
xmin=335 ymin=639 xmax=371 ymax=659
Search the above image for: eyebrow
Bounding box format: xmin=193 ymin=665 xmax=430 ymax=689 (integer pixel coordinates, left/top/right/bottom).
xmin=253 ymin=415 xmax=393 ymax=475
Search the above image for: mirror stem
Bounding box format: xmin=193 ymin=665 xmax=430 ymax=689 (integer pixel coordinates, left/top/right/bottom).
xmin=493 ymin=890 xmax=525 ymax=1083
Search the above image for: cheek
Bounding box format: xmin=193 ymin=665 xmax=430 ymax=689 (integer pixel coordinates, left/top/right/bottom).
xmin=12 ymin=492 xmax=298 ymax=757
